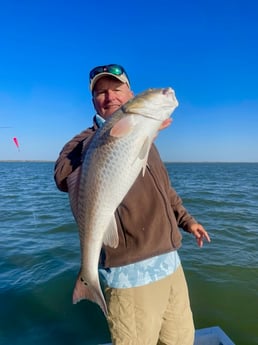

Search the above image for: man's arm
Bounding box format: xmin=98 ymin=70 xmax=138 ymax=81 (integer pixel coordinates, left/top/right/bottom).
xmin=54 ymin=129 xmax=94 ymax=192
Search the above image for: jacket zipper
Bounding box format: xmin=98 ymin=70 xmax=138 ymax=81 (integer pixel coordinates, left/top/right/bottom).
xmin=146 ymin=164 xmax=176 ymax=247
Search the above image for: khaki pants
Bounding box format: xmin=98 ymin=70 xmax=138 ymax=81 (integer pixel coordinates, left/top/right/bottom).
xmin=104 ymin=265 xmax=194 ymax=345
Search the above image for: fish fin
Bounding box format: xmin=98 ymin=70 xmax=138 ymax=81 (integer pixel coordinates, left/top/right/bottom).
xmin=67 ymin=167 xmax=81 ymax=221
xmin=110 ymin=116 xmax=135 ymax=138
xmin=137 ymin=137 xmax=151 ymax=176
xmin=73 ymin=271 xmax=108 ymax=317
xmin=103 ymin=215 xmax=119 ymax=248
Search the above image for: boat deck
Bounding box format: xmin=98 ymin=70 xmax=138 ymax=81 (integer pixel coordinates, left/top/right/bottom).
xmin=194 ymin=326 xmax=235 ymax=345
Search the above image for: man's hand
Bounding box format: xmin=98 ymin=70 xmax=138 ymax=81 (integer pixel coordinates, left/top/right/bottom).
xmin=159 ymin=118 xmax=173 ymax=131
xmin=189 ymin=223 xmax=211 ymax=247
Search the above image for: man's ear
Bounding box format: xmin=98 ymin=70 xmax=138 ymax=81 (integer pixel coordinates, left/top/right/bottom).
xmin=92 ymin=97 xmax=97 ymax=110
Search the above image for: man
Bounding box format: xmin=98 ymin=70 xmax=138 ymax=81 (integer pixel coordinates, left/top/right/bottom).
xmin=54 ymin=64 xmax=210 ymax=345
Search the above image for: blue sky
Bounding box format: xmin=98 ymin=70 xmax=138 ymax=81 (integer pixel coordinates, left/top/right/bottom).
xmin=0 ymin=0 xmax=257 ymax=162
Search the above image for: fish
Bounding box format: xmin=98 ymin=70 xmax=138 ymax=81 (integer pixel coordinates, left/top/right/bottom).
xmin=67 ymin=87 xmax=179 ymax=317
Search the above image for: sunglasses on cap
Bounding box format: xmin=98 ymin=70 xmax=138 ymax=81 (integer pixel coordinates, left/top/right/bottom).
xmin=89 ymin=64 xmax=129 ymax=81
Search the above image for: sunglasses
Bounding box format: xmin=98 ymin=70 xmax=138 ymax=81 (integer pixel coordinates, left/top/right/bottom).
xmin=89 ymin=64 xmax=129 ymax=82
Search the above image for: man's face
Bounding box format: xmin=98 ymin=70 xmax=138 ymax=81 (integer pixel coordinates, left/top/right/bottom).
xmin=92 ymin=77 xmax=134 ymax=119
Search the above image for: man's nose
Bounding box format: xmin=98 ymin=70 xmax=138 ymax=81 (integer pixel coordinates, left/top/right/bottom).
xmin=105 ymin=90 xmax=116 ymax=100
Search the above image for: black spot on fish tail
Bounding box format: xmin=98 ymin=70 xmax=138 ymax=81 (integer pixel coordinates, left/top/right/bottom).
xmin=80 ymin=276 xmax=88 ymax=286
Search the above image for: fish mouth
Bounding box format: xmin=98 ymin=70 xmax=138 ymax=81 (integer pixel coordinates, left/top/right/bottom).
xmin=162 ymin=87 xmax=173 ymax=96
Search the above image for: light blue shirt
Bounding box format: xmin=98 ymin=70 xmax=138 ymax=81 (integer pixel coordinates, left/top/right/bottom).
xmin=99 ymin=251 xmax=181 ymax=288
xmin=95 ymin=114 xmax=106 ymax=127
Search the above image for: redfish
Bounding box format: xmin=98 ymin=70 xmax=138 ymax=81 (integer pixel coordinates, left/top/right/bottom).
xmin=67 ymin=88 xmax=178 ymax=316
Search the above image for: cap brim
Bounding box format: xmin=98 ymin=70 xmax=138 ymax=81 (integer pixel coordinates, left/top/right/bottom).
xmin=90 ymin=72 xmax=130 ymax=91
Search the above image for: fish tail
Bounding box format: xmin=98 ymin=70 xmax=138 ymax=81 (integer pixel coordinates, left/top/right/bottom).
xmin=72 ymin=274 xmax=108 ymax=317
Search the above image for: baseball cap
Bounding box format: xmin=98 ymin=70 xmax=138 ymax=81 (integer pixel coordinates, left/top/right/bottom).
xmin=89 ymin=64 xmax=130 ymax=92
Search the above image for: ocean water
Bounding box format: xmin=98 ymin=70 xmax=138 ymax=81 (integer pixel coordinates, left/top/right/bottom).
xmin=0 ymin=161 xmax=257 ymax=345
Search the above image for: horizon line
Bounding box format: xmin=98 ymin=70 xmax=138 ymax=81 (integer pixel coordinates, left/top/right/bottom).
xmin=1 ymin=160 xmax=258 ymax=164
